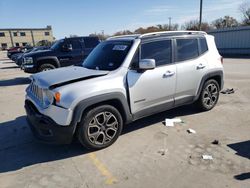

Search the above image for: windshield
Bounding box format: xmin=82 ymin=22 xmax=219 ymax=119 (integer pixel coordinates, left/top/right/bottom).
xmin=82 ymin=40 xmax=132 ymax=71
xmin=50 ymin=39 xmax=63 ymax=50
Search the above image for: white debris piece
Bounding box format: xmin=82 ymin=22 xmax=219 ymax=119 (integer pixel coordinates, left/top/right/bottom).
xmin=158 ymin=149 xmax=168 ymax=156
xmin=187 ymin=128 xmax=196 ymax=134
xmin=165 ymin=118 xmax=182 ymax=127
xmin=202 ymin=155 xmax=213 ymax=160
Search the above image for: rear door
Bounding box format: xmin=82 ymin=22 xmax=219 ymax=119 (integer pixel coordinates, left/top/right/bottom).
xmin=174 ymin=37 xmax=209 ymax=105
xmin=127 ymin=39 xmax=176 ymax=117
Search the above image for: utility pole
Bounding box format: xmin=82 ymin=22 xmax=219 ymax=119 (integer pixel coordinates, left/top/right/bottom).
xmin=199 ymin=0 xmax=203 ymax=31
xmin=168 ymin=17 xmax=172 ymax=30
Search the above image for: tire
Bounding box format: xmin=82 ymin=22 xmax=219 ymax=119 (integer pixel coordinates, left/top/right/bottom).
xmin=38 ymin=64 xmax=56 ymax=72
xmin=77 ymin=105 xmax=123 ymax=150
xmin=197 ymin=79 xmax=220 ymax=111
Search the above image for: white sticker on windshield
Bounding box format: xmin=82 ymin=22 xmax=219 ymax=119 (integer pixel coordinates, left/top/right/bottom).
xmin=113 ymin=45 xmax=128 ymax=51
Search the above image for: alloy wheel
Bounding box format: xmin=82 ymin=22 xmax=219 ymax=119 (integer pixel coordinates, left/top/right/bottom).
xmin=202 ymin=83 xmax=218 ymax=109
xmin=87 ymin=111 xmax=118 ymax=145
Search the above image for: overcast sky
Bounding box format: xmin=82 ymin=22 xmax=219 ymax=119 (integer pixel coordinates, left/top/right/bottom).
xmin=0 ymin=0 xmax=249 ymax=39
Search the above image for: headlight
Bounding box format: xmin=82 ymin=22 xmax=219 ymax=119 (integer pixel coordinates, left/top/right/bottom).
xmin=24 ymin=57 xmax=33 ymax=64
xmin=42 ymin=89 xmax=54 ymax=108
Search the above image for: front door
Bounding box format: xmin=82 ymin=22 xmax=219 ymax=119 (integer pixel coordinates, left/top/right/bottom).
xmin=127 ymin=39 xmax=176 ymax=117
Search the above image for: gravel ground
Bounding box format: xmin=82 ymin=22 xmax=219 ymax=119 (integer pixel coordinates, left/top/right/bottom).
xmin=0 ymin=51 xmax=249 ymax=188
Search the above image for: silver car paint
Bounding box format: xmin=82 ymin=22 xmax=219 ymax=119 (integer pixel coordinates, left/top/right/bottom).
xmin=31 ymin=66 xmax=109 ymax=89
xmin=26 ymin=34 xmax=223 ymax=126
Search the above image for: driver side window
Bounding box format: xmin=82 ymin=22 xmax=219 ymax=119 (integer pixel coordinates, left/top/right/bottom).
xmin=141 ymin=40 xmax=172 ymax=67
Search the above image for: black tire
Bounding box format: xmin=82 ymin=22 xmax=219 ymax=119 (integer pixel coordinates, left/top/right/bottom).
xmin=38 ymin=64 xmax=56 ymax=72
xmin=77 ymin=105 xmax=123 ymax=150
xmin=197 ymin=79 xmax=220 ymax=111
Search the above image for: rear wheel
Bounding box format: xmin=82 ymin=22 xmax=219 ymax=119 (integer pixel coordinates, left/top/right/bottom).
xmin=77 ymin=105 xmax=123 ymax=150
xmin=197 ymin=79 xmax=220 ymax=111
xmin=38 ymin=64 xmax=56 ymax=72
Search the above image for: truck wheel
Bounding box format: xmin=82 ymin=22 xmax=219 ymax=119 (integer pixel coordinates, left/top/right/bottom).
xmin=197 ymin=79 xmax=220 ymax=111
xmin=77 ymin=105 xmax=123 ymax=150
xmin=38 ymin=64 xmax=56 ymax=72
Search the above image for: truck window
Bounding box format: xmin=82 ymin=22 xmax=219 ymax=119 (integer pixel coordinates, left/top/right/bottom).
xmin=84 ymin=38 xmax=99 ymax=48
xmin=69 ymin=40 xmax=81 ymax=50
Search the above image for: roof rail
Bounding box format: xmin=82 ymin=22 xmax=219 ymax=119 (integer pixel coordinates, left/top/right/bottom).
xmin=136 ymin=31 xmax=207 ymax=39
xmin=108 ymin=34 xmax=140 ymax=40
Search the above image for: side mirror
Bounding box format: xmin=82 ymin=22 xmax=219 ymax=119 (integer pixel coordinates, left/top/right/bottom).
xmin=62 ymin=44 xmax=73 ymax=52
xmin=139 ymin=59 xmax=156 ymax=70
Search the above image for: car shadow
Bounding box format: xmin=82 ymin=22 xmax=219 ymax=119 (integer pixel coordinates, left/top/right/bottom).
xmin=122 ymin=104 xmax=201 ymax=135
xmin=0 ymin=65 xmax=19 ymax=69
xmin=0 ymin=77 xmax=30 ymax=87
xmin=234 ymin=172 xmax=250 ymax=181
xmin=228 ymin=140 xmax=250 ymax=160
xmin=0 ymin=104 xmax=202 ymax=173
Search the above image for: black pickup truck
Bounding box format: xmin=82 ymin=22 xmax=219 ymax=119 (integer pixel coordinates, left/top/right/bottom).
xmin=21 ymin=36 xmax=100 ymax=73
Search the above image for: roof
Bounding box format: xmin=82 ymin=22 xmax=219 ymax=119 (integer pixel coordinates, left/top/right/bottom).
xmin=107 ymin=31 xmax=207 ymax=41
xmin=0 ymin=25 xmax=52 ymax=31
xmin=208 ymin=26 xmax=250 ymax=34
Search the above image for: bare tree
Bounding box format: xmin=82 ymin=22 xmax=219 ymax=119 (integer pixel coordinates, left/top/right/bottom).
xmin=181 ymin=20 xmax=211 ymax=31
xmin=239 ymin=2 xmax=250 ymax=25
xmin=212 ymin=16 xmax=239 ymax=29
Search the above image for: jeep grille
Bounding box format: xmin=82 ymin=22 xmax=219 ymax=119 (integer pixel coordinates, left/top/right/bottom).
xmin=29 ymin=82 xmax=43 ymax=104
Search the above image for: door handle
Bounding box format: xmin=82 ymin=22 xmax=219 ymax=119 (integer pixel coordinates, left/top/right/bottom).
xmin=163 ymin=70 xmax=175 ymax=78
xmin=196 ymin=63 xmax=206 ymax=70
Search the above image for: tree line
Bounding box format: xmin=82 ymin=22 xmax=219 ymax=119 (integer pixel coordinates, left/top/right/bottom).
xmin=88 ymin=2 xmax=250 ymax=40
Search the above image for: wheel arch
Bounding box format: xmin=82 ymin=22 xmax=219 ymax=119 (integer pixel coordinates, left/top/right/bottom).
xmin=194 ymin=70 xmax=224 ymax=101
xmin=37 ymin=56 xmax=60 ymax=68
xmin=71 ymin=93 xmax=133 ymax=130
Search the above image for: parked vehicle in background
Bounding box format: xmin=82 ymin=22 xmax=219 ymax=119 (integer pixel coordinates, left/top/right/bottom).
xmin=15 ymin=46 xmax=49 ymax=66
xmin=21 ymin=36 xmax=100 ymax=73
xmin=7 ymin=46 xmax=33 ymax=59
xmin=7 ymin=47 xmax=23 ymax=58
xmin=25 ymin=31 xmax=224 ymax=150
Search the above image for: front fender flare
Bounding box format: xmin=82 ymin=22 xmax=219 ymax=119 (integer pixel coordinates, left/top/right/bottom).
xmin=70 ymin=92 xmax=132 ymax=130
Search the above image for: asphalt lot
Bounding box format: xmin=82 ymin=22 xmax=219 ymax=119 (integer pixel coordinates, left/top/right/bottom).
xmin=0 ymin=51 xmax=249 ymax=188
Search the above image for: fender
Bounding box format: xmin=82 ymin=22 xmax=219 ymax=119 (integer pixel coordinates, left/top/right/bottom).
xmin=36 ymin=56 xmax=60 ymax=67
xmin=194 ymin=70 xmax=224 ymax=101
xmin=70 ymin=92 xmax=133 ymax=130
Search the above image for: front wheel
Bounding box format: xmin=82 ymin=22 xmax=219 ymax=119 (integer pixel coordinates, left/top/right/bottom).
xmin=77 ymin=105 xmax=123 ymax=150
xmin=38 ymin=64 xmax=56 ymax=72
xmin=197 ymin=79 xmax=220 ymax=111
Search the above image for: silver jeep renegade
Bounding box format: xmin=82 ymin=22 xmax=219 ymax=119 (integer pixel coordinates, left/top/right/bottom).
xmin=25 ymin=31 xmax=224 ymax=150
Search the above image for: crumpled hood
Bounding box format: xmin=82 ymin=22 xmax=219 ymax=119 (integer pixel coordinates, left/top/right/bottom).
xmin=31 ymin=66 xmax=109 ymax=89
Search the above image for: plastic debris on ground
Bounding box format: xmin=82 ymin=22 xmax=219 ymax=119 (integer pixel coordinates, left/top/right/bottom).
xmin=164 ymin=118 xmax=183 ymax=127
xmin=221 ymin=88 xmax=235 ymax=94
xmin=202 ymin=155 xmax=213 ymax=160
xmin=212 ymin=140 xmax=219 ymax=145
xmin=187 ymin=128 xmax=196 ymax=134
xmin=158 ymin=149 xmax=168 ymax=156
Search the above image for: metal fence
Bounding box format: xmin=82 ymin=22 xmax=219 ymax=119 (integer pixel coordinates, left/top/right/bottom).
xmin=208 ymin=26 xmax=250 ymax=56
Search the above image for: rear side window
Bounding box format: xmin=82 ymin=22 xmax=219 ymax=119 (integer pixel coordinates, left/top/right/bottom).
xmin=141 ymin=40 xmax=171 ymax=66
xmin=199 ymin=38 xmax=208 ymax=54
xmin=176 ymin=39 xmax=199 ymax=62
xmin=84 ymin=38 xmax=99 ymax=48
